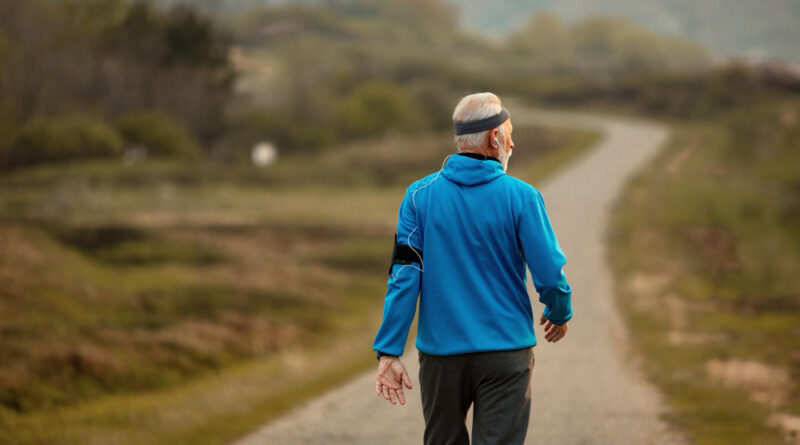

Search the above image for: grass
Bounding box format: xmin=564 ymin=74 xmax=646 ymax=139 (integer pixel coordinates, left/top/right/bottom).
xmin=0 ymin=122 xmax=599 ymax=444
xmin=0 ymin=285 xmax=383 ymax=445
xmin=608 ymin=98 xmax=800 ymax=444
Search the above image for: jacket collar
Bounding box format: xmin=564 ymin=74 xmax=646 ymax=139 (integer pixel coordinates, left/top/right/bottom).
xmin=441 ymin=151 xmax=505 ymax=186
xmin=455 ymin=151 xmax=501 ymax=164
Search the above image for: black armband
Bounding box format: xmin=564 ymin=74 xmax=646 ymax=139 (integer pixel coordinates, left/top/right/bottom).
xmin=388 ymin=233 xmax=423 ymax=275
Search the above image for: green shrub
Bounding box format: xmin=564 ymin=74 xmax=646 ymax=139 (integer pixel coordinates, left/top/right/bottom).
xmin=406 ymin=78 xmax=459 ymax=131
xmin=337 ymin=80 xmax=424 ymax=139
xmin=0 ymin=110 xmax=17 ymax=169
xmin=5 ymin=116 xmax=122 ymax=169
xmin=226 ymin=107 xmax=337 ymax=155
xmin=116 ymin=110 xmax=201 ymax=158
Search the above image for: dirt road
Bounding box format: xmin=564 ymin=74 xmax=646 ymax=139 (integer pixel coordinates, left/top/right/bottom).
xmin=233 ymin=107 xmax=687 ymax=445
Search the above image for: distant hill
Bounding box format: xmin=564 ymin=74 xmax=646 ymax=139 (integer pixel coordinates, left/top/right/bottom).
xmin=448 ymin=0 xmax=800 ymax=62
xmin=149 ymin=0 xmax=285 ymax=15
xmin=151 ymin=0 xmax=799 ymax=63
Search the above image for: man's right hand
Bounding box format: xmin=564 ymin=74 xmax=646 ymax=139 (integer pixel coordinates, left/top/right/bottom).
xmin=540 ymin=315 xmax=568 ymax=343
xmin=375 ymin=356 xmax=413 ymax=405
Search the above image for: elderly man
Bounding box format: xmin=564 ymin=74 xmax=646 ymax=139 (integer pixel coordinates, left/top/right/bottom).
xmin=372 ymin=92 xmax=573 ymax=445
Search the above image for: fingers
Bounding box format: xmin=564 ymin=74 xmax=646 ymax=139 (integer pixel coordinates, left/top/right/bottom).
xmin=376 ymin=378 xmax=409 ymax=405
xmin=401 ymin=370 xmax=413 ymax=390
xmin=376 ymin=361 xmax=401 ymax=389
xmin=396 ymin=386 xmax=406 ymax=405
xmin=541 ymin=317 xmax=569 ymax=343
xmin=381 ymin=382 xmax=392 ymax=403
xmin=381 ymin=384 xmax=398 ymax=405
xmin=544 ymin=325 xmax=560 ymax=342
xmin=377 ymin=375 xmax=401 ymax=389
xmin=545 ymin=324 xmax=557 ymax=341
xmin=544 ymin=324 xmax=567 ymax=342
xmin=377 ymin=359 xmax=413 ymax=405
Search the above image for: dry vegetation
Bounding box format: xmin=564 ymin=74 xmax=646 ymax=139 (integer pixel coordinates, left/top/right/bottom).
xmin=609 ymin=98 xmax=800 ymax=444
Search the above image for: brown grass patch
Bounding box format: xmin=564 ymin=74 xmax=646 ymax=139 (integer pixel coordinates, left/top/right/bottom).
xmin=769 ymin=413 xmax=800 ymax=444
xmin=676 ymin=224 xmax=740 ymax=273
xmin=706 ymin=358 xmax=792 ymax=407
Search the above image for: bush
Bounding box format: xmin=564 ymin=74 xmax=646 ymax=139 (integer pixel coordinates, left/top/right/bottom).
xmin=224 ymin=106 xmax=338 ymax=155
xmin=406 ymin=78 xmax=458 ymax=131
xmin=0 ymin=110 xmax=17 ymax=169
xmin=116 ymin=110 xmax=201 ymax=158
xmin=4 ymin=116 xmax=123 ymax=169
xmin=337 ymin=80 xmax=424 ymax=139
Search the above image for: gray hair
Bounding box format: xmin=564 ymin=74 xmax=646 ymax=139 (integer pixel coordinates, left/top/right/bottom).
xmin=452 ymin=92 xmax=508 ymax=151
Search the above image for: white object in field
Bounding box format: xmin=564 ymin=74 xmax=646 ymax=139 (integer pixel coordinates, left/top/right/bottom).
xmin=251 ymin=142 xmax=277 ymax=167
xmin=123 ymin=145 xmax=148 ymax=165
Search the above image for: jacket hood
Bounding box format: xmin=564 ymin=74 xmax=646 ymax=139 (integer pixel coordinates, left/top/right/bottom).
xmin=440 ymin=152 xmax=506 ymax=186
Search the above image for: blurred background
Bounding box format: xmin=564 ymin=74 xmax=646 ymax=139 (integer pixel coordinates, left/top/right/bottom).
xmin=0 ymin=0 xmax=797 ymax=444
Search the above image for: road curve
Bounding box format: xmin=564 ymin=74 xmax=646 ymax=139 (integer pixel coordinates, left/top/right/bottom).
xmin=232 ymin=107 xmax=687 ymax=445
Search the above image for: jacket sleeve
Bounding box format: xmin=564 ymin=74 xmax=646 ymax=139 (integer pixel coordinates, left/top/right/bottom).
xmin=518 ymin=189 xmax=573 ymax=325
xmin=372 ymin=187 xmax=422 ymax=357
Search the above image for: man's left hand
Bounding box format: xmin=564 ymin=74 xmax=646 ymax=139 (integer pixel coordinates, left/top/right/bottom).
xmin=540 ymin=315 xmax=568 ymax=343
xmin=375 ymin=356 xmax=413 ymax=405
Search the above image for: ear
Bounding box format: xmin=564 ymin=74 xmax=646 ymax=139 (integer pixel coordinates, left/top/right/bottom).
xmin=490 ymin=128 xmax=500 ymax=151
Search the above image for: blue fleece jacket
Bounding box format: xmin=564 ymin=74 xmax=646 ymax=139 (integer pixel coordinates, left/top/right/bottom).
xmin=372 ymin=152 xmax=573 ymax=356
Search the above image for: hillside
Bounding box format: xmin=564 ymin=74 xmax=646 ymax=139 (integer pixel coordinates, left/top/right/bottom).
xmin=152 ymin=0 xmax=800 ymax=63
xmin=450 ymin=0 xmax=800 ymax=62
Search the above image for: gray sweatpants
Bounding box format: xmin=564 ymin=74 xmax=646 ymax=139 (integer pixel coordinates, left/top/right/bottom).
xmin=418 ymin=346 xmax=534 ymax=445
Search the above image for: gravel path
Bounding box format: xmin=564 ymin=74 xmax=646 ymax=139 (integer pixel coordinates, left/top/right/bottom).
xmin=233 ymin=107 xmax=687 ymax=445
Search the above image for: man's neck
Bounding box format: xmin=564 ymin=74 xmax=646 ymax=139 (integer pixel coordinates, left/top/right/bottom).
xmin=459 ymin=148 xmax=492 ymax=157
xmin=456 ymin=151 xmax=501 ymax=164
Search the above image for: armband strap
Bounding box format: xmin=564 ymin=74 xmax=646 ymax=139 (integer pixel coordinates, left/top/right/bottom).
xmin=388 ymin=233 xmax=423 ymax=275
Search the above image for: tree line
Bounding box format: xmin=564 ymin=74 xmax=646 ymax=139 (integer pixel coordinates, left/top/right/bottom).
xmin=0 ymin=0 xmax=725 ymax=170
xmin=0 ymin=0 xmax=234 ymax=169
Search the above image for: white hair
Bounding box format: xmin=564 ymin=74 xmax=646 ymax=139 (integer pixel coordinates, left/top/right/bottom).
xmin=452 ymin=92 xmax=509 ymax=151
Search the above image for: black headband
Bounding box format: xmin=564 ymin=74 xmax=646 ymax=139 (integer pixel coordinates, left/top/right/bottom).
xmin=453 ymin=107 xmax=510 ymax=135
